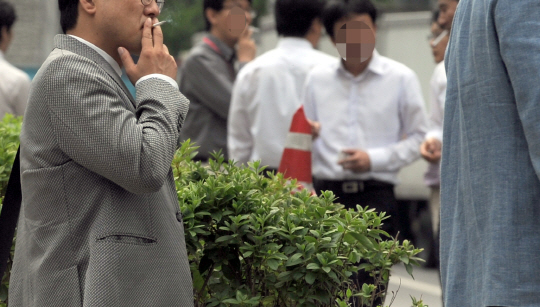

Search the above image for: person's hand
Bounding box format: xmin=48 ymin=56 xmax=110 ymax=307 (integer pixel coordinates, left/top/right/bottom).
xmin=420 ymin=138 xmax=442 ymax=163
xmin=307 ymin=119 xmax=321 ymax=139
xmin=339 ymin=149 xmax=371 ymax=173
xmin=119 ymin=18 xmax=178 ymax=85
xmin=237 ymin=27 xmax=256 ymax=63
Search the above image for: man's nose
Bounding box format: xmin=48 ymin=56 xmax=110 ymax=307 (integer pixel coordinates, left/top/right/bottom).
xmin=144 ymin=0 xmax=160 ymax=18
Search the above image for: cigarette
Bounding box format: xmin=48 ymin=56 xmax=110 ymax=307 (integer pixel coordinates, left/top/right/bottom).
xmin=431 ymin=29 xmax=448 ymax=47
xmin=153 ymin=21 xmax=168 ymax=28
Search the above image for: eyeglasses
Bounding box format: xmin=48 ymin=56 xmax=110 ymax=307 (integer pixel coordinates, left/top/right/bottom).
xmin=142 ymin=0 xmax=165 ymax=12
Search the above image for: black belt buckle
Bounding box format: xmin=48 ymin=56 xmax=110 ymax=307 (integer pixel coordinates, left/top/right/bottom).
xmin=342 ymin=181 xmax=364 ymax=193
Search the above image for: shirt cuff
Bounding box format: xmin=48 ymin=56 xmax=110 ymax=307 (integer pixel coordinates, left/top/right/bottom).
xmin=135 ymin=74 xmax=179 ymax=90
xmin=366 ymin=147 xmax=392 ymax=172
xmin=425 ymin=130 xmax=443 ymax=142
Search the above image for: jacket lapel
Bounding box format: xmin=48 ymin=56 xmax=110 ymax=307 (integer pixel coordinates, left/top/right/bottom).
xmin=54 ymin=35 xmax=137 ymax=110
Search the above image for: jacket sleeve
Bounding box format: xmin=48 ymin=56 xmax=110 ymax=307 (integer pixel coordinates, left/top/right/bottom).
xmin=495 ymin=0 xmax=540 ymax=180
xmin=43 ymin=54 xmax=189 ymax=194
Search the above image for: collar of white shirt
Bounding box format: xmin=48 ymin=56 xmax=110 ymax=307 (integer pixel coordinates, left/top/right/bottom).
xmin=68 ymin=35 xmax=123 ymax=77
xmin=0 ymin=50 xmax=5 ymax=61
xmin=337 ymin=49 xmax=385 ymax=79
xmin=277 ymin=37 xmax=313 ymax=50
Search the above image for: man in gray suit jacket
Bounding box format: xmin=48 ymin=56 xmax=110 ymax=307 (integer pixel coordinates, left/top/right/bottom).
xmin=442 ymin=0 xmax=540 ymax=305
xmin=8 ymin=0 xmax=193 ymax=306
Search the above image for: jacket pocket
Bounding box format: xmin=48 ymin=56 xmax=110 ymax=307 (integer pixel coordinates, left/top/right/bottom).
xmin=97 ymin=234 xmax=157 ymax=246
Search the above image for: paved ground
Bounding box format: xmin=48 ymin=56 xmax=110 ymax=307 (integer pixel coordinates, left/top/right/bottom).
xmin=383 ymin=264 xmax=443 ymax=307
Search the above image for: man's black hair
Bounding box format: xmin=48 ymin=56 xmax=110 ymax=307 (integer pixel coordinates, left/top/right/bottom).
xmin=275 ymin=0 xmax=325 ymax=37
xmin=58 ymin=0 xmax=79 ymax=34
xmin=203 ymin=0 xmax=253 ymax=32
xmin=0 ymin=0 xmax=16 ymax=42
xmin=322 ymin=0 xmax=378 ymax=40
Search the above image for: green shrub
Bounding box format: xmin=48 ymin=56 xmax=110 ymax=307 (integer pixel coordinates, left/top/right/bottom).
xmin=0 ymin=114 xmax=22 ymax=307
xmin=0 ymin=117 xmax=424 ymax=307
xmin=173 ymin=142 xmax=423 ymax=307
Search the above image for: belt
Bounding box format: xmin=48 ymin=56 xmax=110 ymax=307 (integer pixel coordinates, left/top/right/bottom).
xmin=313 ymin=178 xmax=393 ymax=194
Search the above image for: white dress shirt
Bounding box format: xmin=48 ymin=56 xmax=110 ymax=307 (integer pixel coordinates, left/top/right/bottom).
xmin=424 ymin=61 xmax=446 ymax=186
xmin=0 ymin=50 xmax=31 ymax=118
xmin=303 ymin=50 xmax=428 ymax=184
xmin=69 ymin=35 xmax=178 ymax=89
xmin=228 ymin=37 xmax=336 ymax=167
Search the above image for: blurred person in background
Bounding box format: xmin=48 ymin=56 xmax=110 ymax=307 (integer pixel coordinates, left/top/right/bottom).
xmin=442 ymin=0 xmax=540 ymax=305
xmin=303 ymin=0 xmax=428 ymax=303
xmin=228 ymin=0 xmax=335 ymax=171
xmin=437 ymin=0 xmax=459 ymax=30
xmin=179 ymin=0 xmax=256 ymax=162
xmin=0 ymin=0 xmax=30 ymax=119
xmin=419 ymin=9 xmax=449 ymax=268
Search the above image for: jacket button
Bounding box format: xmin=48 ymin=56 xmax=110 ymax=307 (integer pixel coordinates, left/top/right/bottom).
xmin=176 ymin=211 xmax=182 ymax=222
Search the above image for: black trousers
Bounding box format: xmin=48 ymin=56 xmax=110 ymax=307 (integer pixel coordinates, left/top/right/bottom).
xmin=313 ymin=178 xmax=398 ymax=307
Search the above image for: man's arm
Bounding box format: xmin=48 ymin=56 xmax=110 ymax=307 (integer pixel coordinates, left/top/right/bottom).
xmin=495 ymin=0 xmax=540 ymax=180
xmin=44 ymin=57 xmax=186 ymax=194
xmin=228 ymin=69 xmax=254 ymax=164
xmin=366 ymin=72 xmax=428 ymax=172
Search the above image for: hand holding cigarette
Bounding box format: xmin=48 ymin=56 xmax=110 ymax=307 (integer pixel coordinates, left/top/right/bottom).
xmin=118 ymin=18 xmax=177 ymax=84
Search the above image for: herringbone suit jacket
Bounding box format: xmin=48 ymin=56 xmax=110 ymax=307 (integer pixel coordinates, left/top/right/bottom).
xmin=8 ymin=35 xmax=194 ymax=306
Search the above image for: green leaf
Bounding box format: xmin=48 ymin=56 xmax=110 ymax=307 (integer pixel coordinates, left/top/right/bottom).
xmin=322 ymin=266 xmax=331 ymax=273
xmin=306 ymin=263 xmax=320 ymax=270
xmin=215 ymin=235 xmax=234 ymax=243
xmin=267 ymin=259 xmax=279 ymax=271
xmin=286 ymin=253 xmax=303 ymax=266
xmin=305 ymin=272 xmax=316 ymax=285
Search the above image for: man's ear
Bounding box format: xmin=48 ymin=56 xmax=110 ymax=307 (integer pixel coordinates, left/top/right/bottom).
xmin=309 ymin=18 xmax=322 ymax=36
xmin=205 ymin=8 xmax=219 ymax=29
xmin=79 ymin=0 xmax=97 ymax=15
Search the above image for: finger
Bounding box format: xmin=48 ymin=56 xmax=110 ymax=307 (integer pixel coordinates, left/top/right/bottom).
xmin=163 ymin=44 xmax=170 ymax=55
xmin=118 ymin=47 xmax=135 ymax=73
xmin=241 ymin=26 xmax=253 ymax=39
xmin=152 ymin=18 xmax=164 ymax=49
xmin=141 ymin=18 xmax=154 ymax=50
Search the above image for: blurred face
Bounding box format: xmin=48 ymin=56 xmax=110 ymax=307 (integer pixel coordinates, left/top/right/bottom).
xmin=438 ymin=0 xmax=458 ymax=30
xmin=210 ymin=0 xmax=253 ymax=43
xmin=332 ymin=14 xmax=376 ymax=65
xmin=429 ymin=22 xmax=449 ymax=63
xmin=95 ymin=0 xmax=161 ymax=55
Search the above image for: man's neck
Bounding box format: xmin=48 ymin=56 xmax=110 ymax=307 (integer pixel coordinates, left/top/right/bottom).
xmin=209 ymin=28 xmax=236 ymax=49
xmin=67 ymin=30 xmax=122 ymax=67
xmin=342 ymin=57 xmax=372 ymax=77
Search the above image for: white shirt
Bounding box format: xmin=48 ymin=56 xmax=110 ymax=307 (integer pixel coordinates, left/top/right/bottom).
xmin=228 ymin=37 xmax=336 ymax=167
xmin=69 ymin=35 xmax=178 ymax=89
xmin=0 ymin=50 xmax=31 ymax=118
xmin=303 ymin=50 xmax=428 ymax=184
xmin=424 ymin=61 xmax=447 ymax=186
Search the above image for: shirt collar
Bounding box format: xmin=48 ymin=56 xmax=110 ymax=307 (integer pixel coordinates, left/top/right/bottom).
xmin=337 ymin=49 xmax=385 ymax=78
xmin=206 ymin=34 xmax=235 ymax=63
xmin=68 ymin=35 xmax=123 ymax=77
xmin=277 ymin=37 xmax=313 ymax=50
xmin=0 ymin=50 xmax=4 ymax=61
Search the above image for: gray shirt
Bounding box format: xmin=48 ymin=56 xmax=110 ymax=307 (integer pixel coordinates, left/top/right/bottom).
xmin=178 ymin=34 xmax=239 ymax=160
